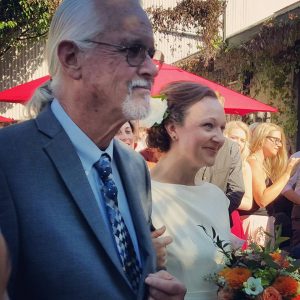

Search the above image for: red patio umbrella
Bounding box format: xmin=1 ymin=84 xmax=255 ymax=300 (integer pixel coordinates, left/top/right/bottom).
xmin=0 ymin=76 xmax=50 ymax=104
xmin=0 ymin=115 xmax=15 ymax=123
xmin=0 ymin=64 xmax=277 ymax=115
xmin=153 ymin=63 xmax=277 ymax=115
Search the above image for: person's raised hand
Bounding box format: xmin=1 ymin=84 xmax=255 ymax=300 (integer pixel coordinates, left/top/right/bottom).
xmin=286 ymin=157 xmax=300 ymax=176
xmin=145 ymin=270 xmax=186 ymax=300
xmin=151 ymin=226 xmax=173 ymax=269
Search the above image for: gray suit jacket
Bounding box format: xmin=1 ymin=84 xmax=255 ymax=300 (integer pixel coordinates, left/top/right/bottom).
xmin=0 ymin=105 xmax=155 ymax=300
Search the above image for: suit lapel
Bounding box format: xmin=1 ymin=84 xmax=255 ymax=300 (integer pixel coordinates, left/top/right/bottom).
xmin=35 ymin=107 xmax=125 ymax=278
xmin=114 ymin=143 xmax=154 ymax=276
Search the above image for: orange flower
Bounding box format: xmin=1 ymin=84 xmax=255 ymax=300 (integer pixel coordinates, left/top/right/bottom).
xmin=262 ymin=287 xmax=282 ymax=300
xmin=272 ymin=276 xmax=298 ymax=297
xmin=219 ymin=268 xmax=231 ymax=277
xmin=270 ymin=252 xmax=290 ymax=268
xmin=270 ymin=252 xmax=281 ymax=262
xmin=219 ymin=267 xmax=252 ymax=289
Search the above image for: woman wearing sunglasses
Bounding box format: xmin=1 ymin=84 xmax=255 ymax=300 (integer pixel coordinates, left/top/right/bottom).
xmin=240 ymin=122 xmax=300 ymax=246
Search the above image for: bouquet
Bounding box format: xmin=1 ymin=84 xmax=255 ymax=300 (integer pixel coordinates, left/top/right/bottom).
xmin=199 ymin=225 xmax=300 ymax=300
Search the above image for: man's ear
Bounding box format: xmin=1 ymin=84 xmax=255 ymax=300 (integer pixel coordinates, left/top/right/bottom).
xmin=57 ymin=40 xmax=82 ymax=80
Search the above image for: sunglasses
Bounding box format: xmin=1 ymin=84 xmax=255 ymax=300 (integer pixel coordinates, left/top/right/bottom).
xmin=266 ymin=136 xmax=282 ymax=146
xmin=84 ymin=40 xmax=160 ymax=67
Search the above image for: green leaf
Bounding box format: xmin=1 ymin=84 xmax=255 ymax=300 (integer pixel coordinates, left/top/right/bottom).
xmin=211 ymin=226 xmax=216 ymax=239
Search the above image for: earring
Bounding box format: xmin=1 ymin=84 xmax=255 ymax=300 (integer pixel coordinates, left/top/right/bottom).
xmin=172 ymin=135 xmax=177 ymax=141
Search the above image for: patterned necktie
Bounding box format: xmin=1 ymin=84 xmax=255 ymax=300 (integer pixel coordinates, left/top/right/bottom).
xmin=94 ymin=153 xmax=141 ymax=293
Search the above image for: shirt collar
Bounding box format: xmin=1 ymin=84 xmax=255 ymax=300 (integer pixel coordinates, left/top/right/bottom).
xmin=51 ymin=99 xmax=114 ymax=173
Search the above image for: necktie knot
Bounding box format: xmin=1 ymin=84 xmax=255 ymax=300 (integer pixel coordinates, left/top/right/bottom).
xmin=94 ymin=154 xmax=118 ymax=201
xmin=95 ymin=154 xmax=112 ymax=180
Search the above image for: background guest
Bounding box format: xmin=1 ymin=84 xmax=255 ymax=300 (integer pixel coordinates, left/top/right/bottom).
xmin=282 ymin=150 xmax=300 ymax=253
xmin=224 ymin=121 xmax=253 ymax=245
xmin=248 ymin=122 xmax=260 ymax=138
xmin=115 ymin=121 xmax=136 ymax=149
xmin=240 ymin=122 xmax=300 ymax=246
xmin=224 ymin=121 xmax=252 ymax=211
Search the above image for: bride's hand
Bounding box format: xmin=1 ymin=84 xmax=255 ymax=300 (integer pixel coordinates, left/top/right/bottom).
xmin=217 ymin=287 xmax=235 ymax=300
xmin=151 ymin=225 xmax=173 ymax=269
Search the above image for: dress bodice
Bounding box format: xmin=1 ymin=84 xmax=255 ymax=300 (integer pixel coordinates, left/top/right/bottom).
xmin=151 ymin=180 xmax=232 ymax=300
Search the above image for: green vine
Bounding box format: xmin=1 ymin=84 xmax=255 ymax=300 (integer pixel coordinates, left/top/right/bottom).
xmin=146 ymin=0 xmax=226 ymax=65
xmin=0 ymin=0 xmax=61 ymax=57
xmin=176 ymin=13 xmax=300 ymax=138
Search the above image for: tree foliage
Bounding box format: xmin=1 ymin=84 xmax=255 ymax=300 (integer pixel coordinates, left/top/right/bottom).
xmin=146 ymin=0 xmax=226 ymax=65
xmin=178 ymin=14 xmax=300 ymax=137
xmin=0 ymin=0 xmax=61 ymax=57
xmin=148 ymin=1 xmax=300 ymax=137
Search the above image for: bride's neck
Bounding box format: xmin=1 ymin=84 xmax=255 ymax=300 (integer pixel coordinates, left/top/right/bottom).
xmin=151 ymin=152 xmax=198 ymax=186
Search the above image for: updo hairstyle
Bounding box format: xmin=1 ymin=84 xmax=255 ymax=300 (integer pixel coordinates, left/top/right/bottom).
xmin=147 ymin=81 xmax=217 ymax=152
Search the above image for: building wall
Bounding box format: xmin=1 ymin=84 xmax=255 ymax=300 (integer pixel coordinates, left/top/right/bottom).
xmin=0 ymin=39 xmax=48 ymax=120
xmin=225 ymin=0 xmax=300 ymax=39
xmin=142 ymin=0 xmax=199 ymax=63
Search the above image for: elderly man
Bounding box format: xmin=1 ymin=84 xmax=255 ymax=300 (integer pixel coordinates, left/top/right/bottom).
xmin=0 ymin=0 xmax=185 ymax=299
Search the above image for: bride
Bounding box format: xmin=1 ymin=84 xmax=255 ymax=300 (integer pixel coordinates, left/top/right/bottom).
xmin=145 ymin=81 xmax=233 ymax=300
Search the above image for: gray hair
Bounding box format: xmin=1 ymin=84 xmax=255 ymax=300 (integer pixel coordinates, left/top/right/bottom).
xmin=26 ymin=0 xmax=104 ymax=117
xmin=25 ymin=80 xmax=53 ymax=118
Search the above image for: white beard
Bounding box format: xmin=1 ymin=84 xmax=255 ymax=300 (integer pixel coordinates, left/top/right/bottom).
xmin=122 ymin=92 xmax=151 ymax=120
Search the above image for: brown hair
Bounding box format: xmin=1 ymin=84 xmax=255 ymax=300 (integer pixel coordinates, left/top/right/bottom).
xmin=147 ymin=81 xmax=217 ymax=152
xmin=128 ymin=121 xmax=135 ymax=134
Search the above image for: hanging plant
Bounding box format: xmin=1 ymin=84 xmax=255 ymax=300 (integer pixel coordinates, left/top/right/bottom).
xmin=146 ymin=0 xmax=226 ymax=65
xmin=177 ymin=13 xmax=300 ymax=138
xmin=0 ymin=0 xmax=62 ymax=57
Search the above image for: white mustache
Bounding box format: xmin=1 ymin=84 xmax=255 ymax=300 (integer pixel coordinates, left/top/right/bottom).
xmin=128 ymin=79 xmax=152 ymax=92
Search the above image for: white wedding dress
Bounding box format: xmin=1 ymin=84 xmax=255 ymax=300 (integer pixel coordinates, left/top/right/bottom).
xmin=151 ymin=180 xmax=233 ymax=300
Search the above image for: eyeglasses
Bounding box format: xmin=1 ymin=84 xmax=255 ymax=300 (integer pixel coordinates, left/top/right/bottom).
xmin=266 ymin=136 xmax=282 ymax=146
xmin=83 ymin=40 xmax=159 ymax=67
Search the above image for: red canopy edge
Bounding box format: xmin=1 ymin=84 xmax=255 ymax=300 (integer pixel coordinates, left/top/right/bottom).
xmin=0 ymin=65 xmax=277 ymax=115
xmin=0 ymin=115 xmax=15 ymax=123
xmin=0 ymin=76 xmax=51 ymax=103
xmin=152 ymin=63 xmax=278 ymax=115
